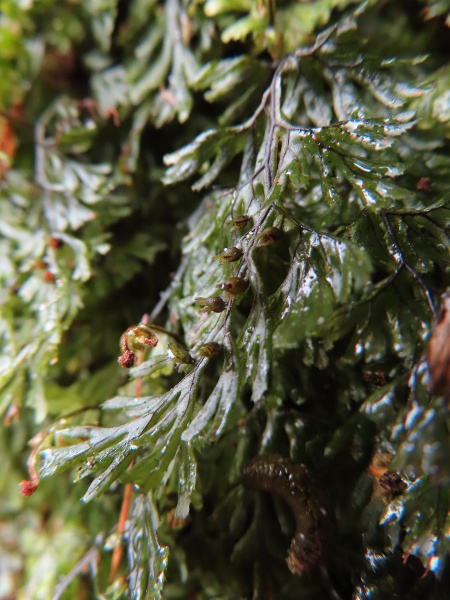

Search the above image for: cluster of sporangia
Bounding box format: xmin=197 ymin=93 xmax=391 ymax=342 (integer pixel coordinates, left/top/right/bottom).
xmin=114 ymin=203 xmax=449 ymax=578
xmin=113 ymin=219 xmax=450 ymax=578
xmin=196 ymin=215 xmax=284 ymax=314
xmin=117 ymin=215 xmax=285 ymax=368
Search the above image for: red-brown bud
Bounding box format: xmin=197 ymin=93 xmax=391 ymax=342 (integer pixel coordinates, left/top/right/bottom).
xmin=20 ymin=478 xmax=38 ymax=497
xmin=49 ymin=237 xmax=62 ymax=249
xmin=118 ymin=350 xmax=135 ymax=368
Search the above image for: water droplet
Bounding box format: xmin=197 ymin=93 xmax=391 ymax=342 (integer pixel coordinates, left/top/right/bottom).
xmin=404 ymin=401 xmax=422 ymax=430
xmin=380 ymin=499 xmax=404 ymax=525
xmin=385 ymin=166 xmax=402 ymax=177
xmin=429 ymin=556 xmax=441 ymax=573
xmin=354 ymin=161 xmax=372 ymax=173
xmin=366 ymin=549 xmax=387 ymax=572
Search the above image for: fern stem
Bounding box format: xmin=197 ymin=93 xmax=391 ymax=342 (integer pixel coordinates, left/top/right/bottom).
xmin=109 ymin=314 xmax=150 ymax=584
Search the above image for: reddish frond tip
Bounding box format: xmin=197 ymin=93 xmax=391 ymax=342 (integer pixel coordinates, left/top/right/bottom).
xmin=104 ymin=107 xmax=120 ymax=127
xmin=44 ymin=270 xmax=55 ymax=283
xmin=4 ymin=403 xmax=19 ymax=426
xmin=144 ymin=335 xmax=158 ymax=347
xmin=20 ymin=478 xmax=38 ymax=497
xmin=49 ymin=237 xmax=62 ymax=249
xmin=118 ymin=350 xmax=135 ymax=368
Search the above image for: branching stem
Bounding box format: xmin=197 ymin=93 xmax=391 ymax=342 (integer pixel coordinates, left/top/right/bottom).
xmin=110 ymin=313 xmax=150 ymax=584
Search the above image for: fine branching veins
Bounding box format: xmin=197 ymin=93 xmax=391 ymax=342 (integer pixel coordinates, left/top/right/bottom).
xmin=4 ymin=0 xmax=447 ymax=597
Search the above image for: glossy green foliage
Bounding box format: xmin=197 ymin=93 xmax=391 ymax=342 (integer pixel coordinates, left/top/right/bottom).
xmin=128 ymin=495 xmax=169 ymax=600
xmin=1 ymin=1 xmax=449 ymax=599
xmin=421 ymin=0 xmax=450 ymax=25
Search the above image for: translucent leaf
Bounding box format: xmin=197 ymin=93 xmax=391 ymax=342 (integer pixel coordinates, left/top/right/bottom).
xmin=12 ymin=3 xmax=450 ymax=596
xmin=221 ymin=15 xmax=267 ymax=44
xmin=130 ymin=356 xmax=173 ymax=379
xmin=240 ymin=302 xmax=273 ymax=402
xmin=126 ymin=0 xmax=198 ymax=126
xmin=83 ymin=0 xmax=117 ymax=53
xmin=92 ymin=66 xmax=129 ymax=112
xmin=165 ymin=37 xmax=418 ymax=205
xmin=128 ymin=494 xmax=169 ymax=600
xmin=175 ymin=443 xmax=197 ymax=518
xmin=56 ymin=233 xmax=91 ymax=281
xmin=204 ymin=0 xmax=252 ymax=17
xmin=163 ymin=127 xmax=246 ymax=189
xmin=273 ymin=232 xmax=372 ymax=349
xmin=181 ymin=368 xmax=240 ymax=443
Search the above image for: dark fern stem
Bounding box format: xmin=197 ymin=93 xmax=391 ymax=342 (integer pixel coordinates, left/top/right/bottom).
xmin=241 ymin=454 xmax=334 ymax=576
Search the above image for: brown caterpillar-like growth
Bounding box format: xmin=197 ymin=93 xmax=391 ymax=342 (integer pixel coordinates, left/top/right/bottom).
xmin=241 ymin=455 xmax=333 ymax=576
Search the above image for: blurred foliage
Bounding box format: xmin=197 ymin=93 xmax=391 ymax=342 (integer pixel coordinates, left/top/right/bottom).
xmin=0 ymin=0 xmax=449 ymax=599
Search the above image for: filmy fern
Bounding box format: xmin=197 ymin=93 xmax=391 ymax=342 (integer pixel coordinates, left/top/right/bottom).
xmin=1 ymin=0 xmax=449 ymax=598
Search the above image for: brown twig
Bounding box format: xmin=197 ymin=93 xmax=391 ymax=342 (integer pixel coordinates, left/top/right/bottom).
xmin=109 ymin=479 xmax=134 ymax=583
